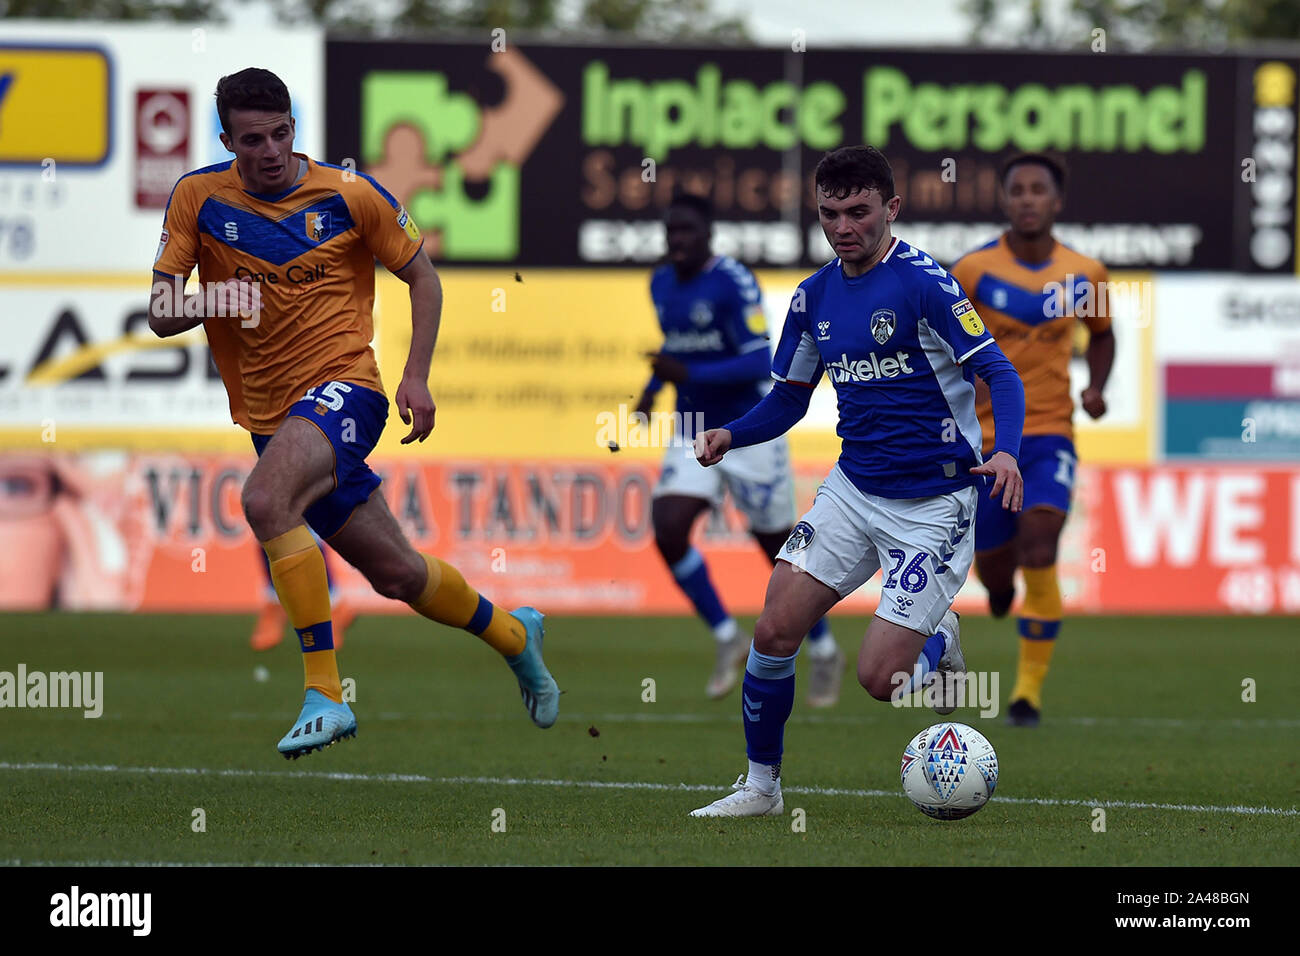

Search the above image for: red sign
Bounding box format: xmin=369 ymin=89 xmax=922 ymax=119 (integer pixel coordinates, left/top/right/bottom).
xmin=1090 ymin=466 xmax=1300 ymax=613
xmin=135 ymin=89 xmax=190 ymax=209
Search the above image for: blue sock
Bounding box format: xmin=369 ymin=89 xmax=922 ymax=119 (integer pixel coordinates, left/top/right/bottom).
xmin=670 ymin=547 xmax=729 ymax=631
xmin=901 ymin=631 xmax=946 ymax=694
xmin=742 ymin=646 xmax=797 ymax=772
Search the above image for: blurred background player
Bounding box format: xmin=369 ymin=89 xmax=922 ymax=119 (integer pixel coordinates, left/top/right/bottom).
xmin=249 ymin=535 xmax=356 ymax=651
xmin=950 ymin=153 xmax=1115 ymax=728
xmin=150 ymin=68 xmax=559 ymax=757
xmin=689 ymin=146 xmax=1024 ymax=817
xmin=634 ymin=191 xmax=841 ymax=706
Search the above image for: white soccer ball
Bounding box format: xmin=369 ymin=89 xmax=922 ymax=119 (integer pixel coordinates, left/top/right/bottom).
xmin=900 ymin=722 xmax=999 ymax=820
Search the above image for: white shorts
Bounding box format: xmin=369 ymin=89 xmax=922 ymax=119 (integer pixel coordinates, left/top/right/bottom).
xmin=780 ymin=464 xmax=977 ymax=635
xmin=652 ymin=436 xmax=796 ymax=534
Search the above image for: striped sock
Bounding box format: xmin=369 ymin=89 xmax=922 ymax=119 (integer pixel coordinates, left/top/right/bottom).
xmin=1012 ymin=565 xmax=1063 ymax=708
xmin=409 ymin=554 xmax=525 ymax=658
xmin=263 ymin=525 xmax=340 ymax=702
xmin=741 ymin=645 xmax=798 ymax=791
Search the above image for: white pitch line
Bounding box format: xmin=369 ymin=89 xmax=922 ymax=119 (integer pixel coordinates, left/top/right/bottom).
xmin=0 ymin=761 xmax=1295 ymax=817
xmin=217 ymin=710 xmax=1300 ymax=729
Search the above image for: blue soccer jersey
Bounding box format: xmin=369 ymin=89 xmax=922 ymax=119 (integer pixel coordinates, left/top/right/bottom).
xmin=769 ymin=237 xmax=1020 ymax=499
xmin=650 ymin=256 xmax=772 ymax=431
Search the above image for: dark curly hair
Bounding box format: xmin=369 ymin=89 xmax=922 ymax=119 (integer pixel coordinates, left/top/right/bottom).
xmin=215 ymin=68 xmax=291 ymax=136
xmin=814 ymin=146 xmax=896 ymax=201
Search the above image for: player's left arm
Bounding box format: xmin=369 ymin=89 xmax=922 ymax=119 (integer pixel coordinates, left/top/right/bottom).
xmin=965 ymin=344 xmax=1025 ymax=512
xmin=354 ymin=177 xmax=439 ymax=444
xmin=924 ymin=277 xmax=1024 ymax=511
xmin=1080 ymin=268 xmax=1115 ymax=420
xmin=393 ymin=249 xmax=442 ymax=444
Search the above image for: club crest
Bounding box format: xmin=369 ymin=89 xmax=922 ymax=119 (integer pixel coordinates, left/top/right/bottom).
xmin=785 ymin=520 xmax=816 ymax=553
xmin=871 ymin=309 xmax=896 ymax=344
xmin=306 ymin=211 xmax=330 ymax=242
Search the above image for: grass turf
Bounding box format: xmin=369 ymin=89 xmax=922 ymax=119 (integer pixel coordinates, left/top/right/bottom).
xmin=0 ymin=612 xmax=1296 ymax=866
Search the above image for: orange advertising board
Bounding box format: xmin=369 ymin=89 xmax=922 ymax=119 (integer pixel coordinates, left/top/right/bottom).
xmin=9 ymin=453 xmax=1289 ymax=616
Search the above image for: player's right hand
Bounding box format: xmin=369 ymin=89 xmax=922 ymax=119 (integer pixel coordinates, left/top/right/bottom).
xmin=220 ymin=277 xmax=262 ymax=326
xmin=396 ymin=374 xmax=436 ymax=444
xmin=970 ymin=451 xmax=1023 ymax=512
xmin=694 ymin=428 xmax=731 ymax=467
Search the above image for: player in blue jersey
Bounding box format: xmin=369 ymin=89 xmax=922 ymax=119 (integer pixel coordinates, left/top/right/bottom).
xmin=635 ymin=192 xmax=842 ymax=706
xmin=688 ymin=147 xmax=1026 ymax=817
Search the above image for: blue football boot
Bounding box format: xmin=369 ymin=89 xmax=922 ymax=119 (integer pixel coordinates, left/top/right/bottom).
xmin=505 ymin=607 xmax=559 ymax=729
xmin=277 ymin=689 xmax=357 ymax=759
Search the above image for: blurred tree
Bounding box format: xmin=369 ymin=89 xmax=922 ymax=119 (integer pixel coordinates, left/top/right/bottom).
xmin=0 ymin=0 xmax=224 ymax=17
xmin=963 ymin=0 xmax=1300 ymax=49
xmin=0 ymin=0 xmax=747 ymax=39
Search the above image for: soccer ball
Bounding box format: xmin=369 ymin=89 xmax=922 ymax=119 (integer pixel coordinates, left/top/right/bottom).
xmin=900 ymin=722 xmax=999 ymax=820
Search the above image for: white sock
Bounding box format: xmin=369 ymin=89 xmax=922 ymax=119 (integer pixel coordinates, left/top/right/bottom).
xmin=805 ymin=631 xmax=837 ymax=658
xmin=713 ymin=618 xmax=738 ymax=642
xmin=747 ymin=759 xmax=780 ymax=794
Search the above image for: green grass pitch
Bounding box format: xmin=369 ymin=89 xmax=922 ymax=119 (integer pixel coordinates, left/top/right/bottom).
xmin=0 ymin=612 xmax=1296 ymax=866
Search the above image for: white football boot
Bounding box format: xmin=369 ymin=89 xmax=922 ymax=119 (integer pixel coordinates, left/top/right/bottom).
xmin=689 ymin=773 xmax=784 ymax=817
xmin=931 ymin=609 xmax=965 ymax=716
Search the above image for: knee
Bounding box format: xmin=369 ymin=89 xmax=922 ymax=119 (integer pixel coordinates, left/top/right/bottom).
xmin=753 ymin=614 xmax=801 ymax=659
xmin=241 ymin=483 xmax=278 ymax=539
xmin=369 ymin=554 xmax=426 ymax=603
xmin=653 ymin=524 xmax=690 ymax=567
xmin=1020 ymin=539 xmax=1058 ymax=568
xmin=857 ymin=662 xmax=901 ymax=702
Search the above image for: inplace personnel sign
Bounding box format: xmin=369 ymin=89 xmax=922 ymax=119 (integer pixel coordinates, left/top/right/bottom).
xmin=325 ymin=41 xmax=1294 ymax=272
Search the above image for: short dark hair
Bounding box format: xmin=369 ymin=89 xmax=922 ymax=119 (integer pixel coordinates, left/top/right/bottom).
xmin=1000 ymin=152 xmax=1067 ymax=193
xmin=814 ymin=146 xmax=896 ymax=202
xmin=668 ymin=190 xmax=713 ymax=223
xmin=215 ymin=68 xmax=291 ymax=136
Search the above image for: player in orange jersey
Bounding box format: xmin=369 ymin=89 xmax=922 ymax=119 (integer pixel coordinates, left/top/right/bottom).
xmin=949 ymin=153 xmax=1115 ymax=728
xmin=149 ymin=68 xmax=558 ymax=758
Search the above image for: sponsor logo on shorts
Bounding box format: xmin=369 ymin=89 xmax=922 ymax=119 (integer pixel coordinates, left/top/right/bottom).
xmin=871 ymin=309 xmax=896 ymax=344
xmin=785 ymin=520 xmax=815 ymax=553
xmin=893 ymin=594 xmax=914 ymax=617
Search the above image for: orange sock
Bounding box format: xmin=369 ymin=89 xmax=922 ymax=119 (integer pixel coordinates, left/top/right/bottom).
xmin=263 ymin=525 xmax=342 ymax=702
xmin=1011 ymin=565 xmax=1063 ymax=708
xmin=409 ymin=554 xmax=525 ymax=657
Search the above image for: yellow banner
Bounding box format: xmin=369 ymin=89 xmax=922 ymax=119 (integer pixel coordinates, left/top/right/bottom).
xmin=0 ymin=46 xmax=110 ymax=165
xmin=0 ymin=267 xmax=1153 ymax=465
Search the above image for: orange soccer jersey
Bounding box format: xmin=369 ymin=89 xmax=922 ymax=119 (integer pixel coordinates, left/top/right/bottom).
xmin=949 ymin=235 xmax=1111 ymax=454
xmin=153 ymin=154 xmax=424 ymax=434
